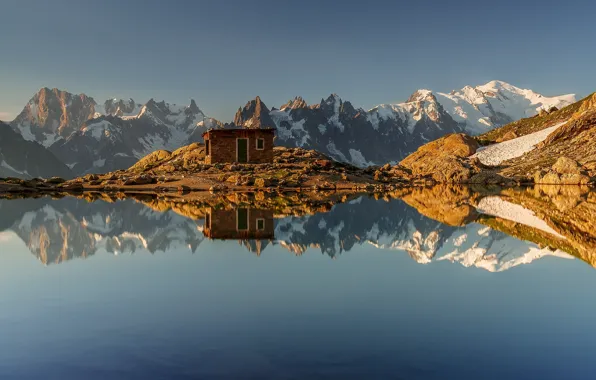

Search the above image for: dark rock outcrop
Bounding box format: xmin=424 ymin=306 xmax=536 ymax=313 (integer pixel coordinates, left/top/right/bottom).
xmin=233 ymin=96 xmax=275 ymax=129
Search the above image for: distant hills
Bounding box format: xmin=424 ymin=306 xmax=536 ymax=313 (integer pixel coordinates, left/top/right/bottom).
xmin=0 ymin=81 xmax=575 ymax=178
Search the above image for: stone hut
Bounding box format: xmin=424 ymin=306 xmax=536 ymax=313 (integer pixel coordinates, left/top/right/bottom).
xmin=203 ymin=208 xmax=274 ymax=240
xmin=202 ymin=128 xmax=275 ymax=164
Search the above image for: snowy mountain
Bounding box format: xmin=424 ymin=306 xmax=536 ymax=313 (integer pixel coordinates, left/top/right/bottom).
xmin=9 ymin=87 xmax=219 ymax=175
xmin=0 ymin=122 xmax=73 ymax=179
xmin=234 ymin=81 xmax=575 ymax=167
xmin=49 ymin=98 xmax=219 ymax=174
xmin=11 ymin=87 xmax=97 ymax=148
xmin=97 ymin=98 xmax=142 ymax=117
xmin=0 ymin=197 xmax=204 ymax=265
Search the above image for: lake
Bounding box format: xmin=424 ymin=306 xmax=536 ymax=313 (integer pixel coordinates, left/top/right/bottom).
xmin=0 ymin=186 xmax=595 ymax=379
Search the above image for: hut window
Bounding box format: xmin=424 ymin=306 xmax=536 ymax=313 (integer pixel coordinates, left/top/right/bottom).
xmin=256 ymin=138 xmax=264 ymax=150
xmin=256 ymin=218 xmax=265 ymax=231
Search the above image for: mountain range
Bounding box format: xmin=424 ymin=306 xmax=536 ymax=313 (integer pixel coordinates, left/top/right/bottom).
xmin=1 ymin=81 xmax=575 ymax=178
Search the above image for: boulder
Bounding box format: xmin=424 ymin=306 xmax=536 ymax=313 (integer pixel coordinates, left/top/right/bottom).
xmin=496 ymin=130 xmax=518 ymax=143
xmin=46 ymin=177 xmax=66 ymax=184
xmin=60 ymin=183 xmax=84 ymax=191
xmin=468 ymin=171 xmax=513 ymax=185
xmin=123 ymin=175 xmax=157 ymax=186
xmin=226 ymin=175 xmax=241 ymax=184
xmin=314 ymin=160 xmax=333 ymax=169
xmin=254 ymin=178 xmax=276 ymax=188
xmin=399 ymin=134 xmax=480 ymax=183
xmin=534 ymin=157 xmax=590 ymax=185
xmin=161 ymin=164 xmax=176 ymax=173
xmin=552 ymin=156 xmax=582 ymax=175
xmin=84 ymin=174 xmax=99 ymax=181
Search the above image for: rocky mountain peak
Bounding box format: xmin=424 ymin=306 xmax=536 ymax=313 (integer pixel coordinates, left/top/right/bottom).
xmin=234 ymin=96 xmax=275 ymax=129
xmin=317 ymin=93 xmax=342 ymax=113
xmin=281 ymin=96 xmax=308 ymax=110
xmin=10 ymin=87 xmax=98 ymax=147
xmin=103 ymin=98 xmax=138 ymax=116
xmin=188 ymin=99 xmax=201 ymax=114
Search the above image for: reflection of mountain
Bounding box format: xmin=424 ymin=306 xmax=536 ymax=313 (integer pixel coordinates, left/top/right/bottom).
xmin=0 ymin=185 xmax=589 ymax=271
xmin=0 ymin=198 xmax=204 ymax=265
xmin=272 ymin=195 xmax=571 ymax=271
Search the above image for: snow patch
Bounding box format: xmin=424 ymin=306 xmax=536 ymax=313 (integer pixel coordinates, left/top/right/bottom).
xmin=471 ymin=121 xmax=567 ymax=166
xmin=349 ymin=149 xmax=373 ymax=168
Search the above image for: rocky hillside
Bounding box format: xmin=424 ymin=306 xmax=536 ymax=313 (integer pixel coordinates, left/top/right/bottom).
xmin=0 ymin=122 xmax=73 ymax=179
xmin=382 ymin=91 xmax=596 ymax=185
xmin=56 ymin=144 xmax=386 ymax=193
xmin=477 ymin=92 xmax=595 ymax=144
xmin=499 ymin=94 xmax=596 ymax=181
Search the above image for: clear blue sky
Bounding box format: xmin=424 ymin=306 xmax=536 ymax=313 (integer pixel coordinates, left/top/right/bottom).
xmin=1 ymin=0 xmax=594 ymax=122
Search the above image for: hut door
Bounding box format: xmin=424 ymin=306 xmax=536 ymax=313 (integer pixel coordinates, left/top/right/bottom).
xmin=237 ymin=208 xmax=248 ymax=231
xmin=237 ymin=138 xmax=248 ymax=163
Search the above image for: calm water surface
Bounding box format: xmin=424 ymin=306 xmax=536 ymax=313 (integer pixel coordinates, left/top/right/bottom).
xmin=0 ymin=189 xmax=595 ymax=379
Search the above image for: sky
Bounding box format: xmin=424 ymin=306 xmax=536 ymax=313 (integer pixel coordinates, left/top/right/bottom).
xmin=1 ymin=0 xmax=595 ymax=122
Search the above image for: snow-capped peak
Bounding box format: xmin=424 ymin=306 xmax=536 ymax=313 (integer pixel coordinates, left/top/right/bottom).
xmin=406 ymin=89 xmax=435 ymax=103
xmin=372 ymin=80 xmax=575 ymax=136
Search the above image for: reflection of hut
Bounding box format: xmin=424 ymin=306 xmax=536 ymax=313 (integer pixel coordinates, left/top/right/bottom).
xmin=203 ymin=208 xmax=274 ymax=240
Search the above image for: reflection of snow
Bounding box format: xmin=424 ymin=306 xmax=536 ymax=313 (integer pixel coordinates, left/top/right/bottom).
xmin=477 ymin=196 xmax=565 ymax=239
xmin=435 ymin=223 xmax=573 ymax=272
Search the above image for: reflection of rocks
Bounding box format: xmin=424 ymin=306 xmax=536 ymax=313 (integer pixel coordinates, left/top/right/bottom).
xmin=400 ymin=185 xmax=480 ymax=226
xmin=495 ymin=186 xmax=596 ymax=267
